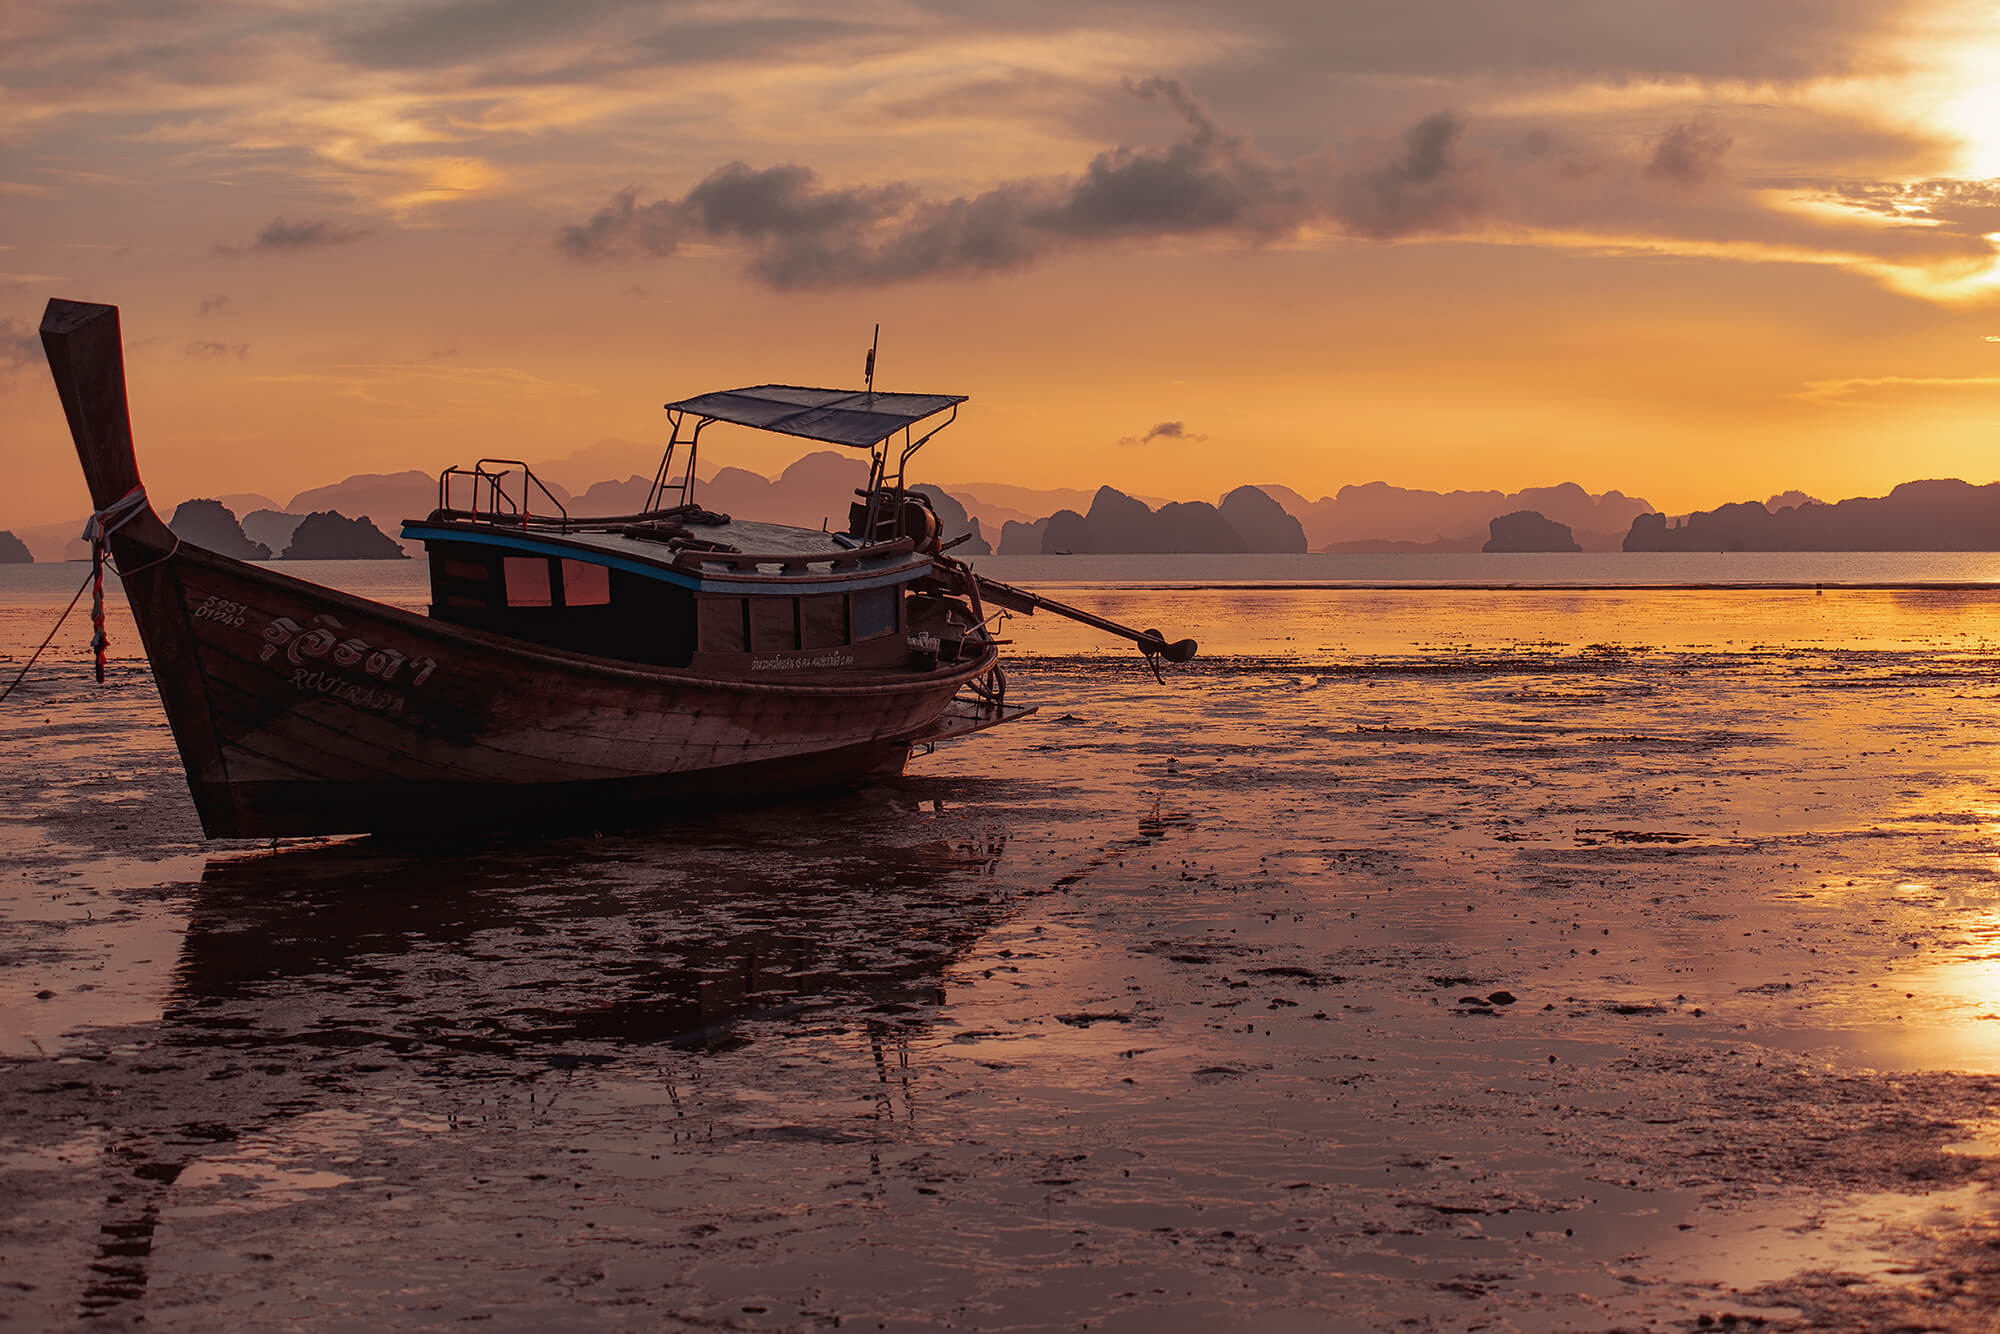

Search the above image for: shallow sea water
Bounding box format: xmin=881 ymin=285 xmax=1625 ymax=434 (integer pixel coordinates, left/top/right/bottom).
xmin=4 ymin=558 xmax=2000 ymax=1330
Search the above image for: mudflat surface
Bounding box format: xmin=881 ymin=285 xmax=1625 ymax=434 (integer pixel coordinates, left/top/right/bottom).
xmin=5 ymin=584 xmax=2000 ymax=1330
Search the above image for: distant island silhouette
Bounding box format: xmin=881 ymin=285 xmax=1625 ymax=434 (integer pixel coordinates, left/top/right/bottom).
xmin=280 ymin=511 xmax=409 ymax=560
xmin=1625 ymin=480 xmax=2000 ymax=551
xmin=1258 ymin=481 xmax=1651 ymax=553
xmin=1022 ymin=485 xmax=1308 ymax=555
xmin=1484 ymin=511 xmax=1581 ymax=553
xmin=167 ymin=500 xmax=406 ymax=560
xmin=0 ymin=530 xmax=31 ymax=563
xmin=168 ymin=499 xmax=271 ymax=561
xmin=243 ymin=507 xmax=307 ymax=554
xmin=18 ymin=464 xmax=2000 ymax=563
xmin=910 ymin=486 xmax=991 ymax=555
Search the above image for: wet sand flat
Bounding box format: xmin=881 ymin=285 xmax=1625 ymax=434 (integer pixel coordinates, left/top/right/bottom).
xmin=5 ymin=584 xmax=2000 ymax=1330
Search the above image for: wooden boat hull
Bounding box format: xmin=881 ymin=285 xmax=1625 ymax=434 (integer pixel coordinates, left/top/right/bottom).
xmin=155 ymin=542 xmax=990 ymax=836
xmin=41 ymin=299 xmax=1005 ymax=839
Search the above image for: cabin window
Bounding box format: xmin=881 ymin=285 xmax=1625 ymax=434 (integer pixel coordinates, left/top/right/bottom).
xmin=504 ymin=556 xmax=553 ymax=607
xmin=698 ymin=597 xmax=748 ymax=653
xmin=749 ymin=596 xmax=799 ymax=652
xmin=435 ymin=552 xmax=495 ymax=608
xmin=853 ymin=587 xmax=897 ymax=641
xmin=560 ymin=559 xmax=611 ymax=607
xmin=800 ymin=594 xmax=847 ymax=649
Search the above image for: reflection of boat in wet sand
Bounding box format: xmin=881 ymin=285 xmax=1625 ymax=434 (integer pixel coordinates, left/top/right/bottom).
xmin=41 ymin=299 xmax=1196 ymax=837
xmin=178 ymin=822 xmax=1015 ymax=1049
xmin=60 ymin=820 xmax=1017 ymax=1324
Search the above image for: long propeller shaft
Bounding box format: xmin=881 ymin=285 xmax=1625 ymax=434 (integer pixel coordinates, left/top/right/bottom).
xmin=961 ymin=569 xmax=1198 ymax=663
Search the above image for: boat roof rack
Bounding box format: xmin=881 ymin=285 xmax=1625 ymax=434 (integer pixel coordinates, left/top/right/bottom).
xmin=663 ymin=385 xmax=965 ymax=448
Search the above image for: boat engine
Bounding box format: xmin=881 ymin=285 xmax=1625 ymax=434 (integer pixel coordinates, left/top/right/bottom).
xmin=850 ymin=489 xmax=941 ymax=551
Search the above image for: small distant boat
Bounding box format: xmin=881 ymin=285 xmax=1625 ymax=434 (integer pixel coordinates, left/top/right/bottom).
xmin=41 ymin=299 xmax=1196 ymax=838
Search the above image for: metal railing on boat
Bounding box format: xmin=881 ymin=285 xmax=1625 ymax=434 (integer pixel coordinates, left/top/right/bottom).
xmin=437 ymin=460 xmax=569 ymax=527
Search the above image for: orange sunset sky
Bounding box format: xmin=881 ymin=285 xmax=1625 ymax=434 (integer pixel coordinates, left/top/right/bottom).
xmin=5 ymin=0 xmax=2000 ymax=533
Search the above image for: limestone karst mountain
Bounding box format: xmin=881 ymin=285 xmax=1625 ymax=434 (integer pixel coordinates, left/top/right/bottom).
xmin=1038 ymin=486 xmax=1303 ymax=554
xmin=288 ymin=471 xmax=503 ymax=555
xmin=242 ymin=509 xmax=307 ymax=554
xmin=213 ymin=492 xmax=281 ymax=520
xmin=279 ymin=511 xmax=409 ymax=559
xmin=1626 ymin=480 xmax=2000 ymax=551
xmin=168 ymin=499 xmax=270 ymax=560
xmin=1484 ymin=511 xmax=1581 ymax=553
xmin=997 ymin=518 xmax=1050 ymax=554
xmin=77 ymin=458 xmax=1988 ymax=565
xmin=1218 ymin=485 xmax=1307 ymax=553
xmin=1263 ymin=481 xmax=1653 ymax=552
xmin=910 ymin=485 xmax=990 ymax=554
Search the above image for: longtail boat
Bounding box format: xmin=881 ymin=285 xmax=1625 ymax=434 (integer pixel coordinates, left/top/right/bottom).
xmin=40 ymin=299 xmax=1196 ymax=838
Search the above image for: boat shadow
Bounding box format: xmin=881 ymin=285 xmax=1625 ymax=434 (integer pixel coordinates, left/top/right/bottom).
xmin=169 ymin=790 xmax=1020 ymax=1060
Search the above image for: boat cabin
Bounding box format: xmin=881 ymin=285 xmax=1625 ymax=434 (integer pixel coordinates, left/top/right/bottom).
xmin=402 ymin=384 xmax=985 ymax=677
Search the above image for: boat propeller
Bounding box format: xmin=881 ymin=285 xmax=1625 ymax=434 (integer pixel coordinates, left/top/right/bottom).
xmin=1142 ymin=630 xmax=1200 ymax=664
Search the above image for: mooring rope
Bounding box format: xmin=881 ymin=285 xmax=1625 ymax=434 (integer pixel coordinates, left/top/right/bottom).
xmin=80 ymin=487 xmax=153 ymax=683
xmin=0 ymin=487 xmax=163 ymax=705
xmin=0 ymin=566 xmax=95 ymax=704
xmin=88 ymin=542 xmax=108 ymax=683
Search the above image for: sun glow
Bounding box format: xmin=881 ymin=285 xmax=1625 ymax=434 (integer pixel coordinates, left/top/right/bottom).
xmin=1938 ymin=41 xmax=2000 ymax=179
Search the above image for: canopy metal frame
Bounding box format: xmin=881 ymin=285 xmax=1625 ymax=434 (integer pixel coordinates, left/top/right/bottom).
xmin=645 ymin=411 xmax=714 ymax=514
xmin=858 ymin=406 xmax=958 ymax=542
xmin=653 ymin=384 xmax=962 ymax=538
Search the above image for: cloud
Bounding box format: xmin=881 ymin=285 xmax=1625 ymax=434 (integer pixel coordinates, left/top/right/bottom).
xmin=1035 ymin=76 xmax=1302 ymax=239
xmin=1119 ymin=420 xmax=1208 ymax=446
xmin=558 ymin=81 xmax=1333 ymax=288
xmin=1178 ymin=0 xmax=1902 ymax=84
xmin=216 ymin=217 xmax=373 ymax=257
xmin=328 ymin=0 xmax=644 ymax=71
xmin=1329 ymin=110 xmax=1482 ymax=238
xmin=326 ymin=0 xmax=873 ymax=76
xmin=1647 ymin=118 xmax=1733 ymax=186
xmin=185 ymin=340 xmax=248 ymax=359
xmin=0 ymin=317 xmax=40 ymax=380
xmin=309 ymin=0 xmax=1904 ymax=86
xmin=1796 ymin=374 xmax=2000 ymax=403
xmin=4 ymin=0 xmax=1973 ymax=304
xmin=557 ymin=166 xmax=928 ymax=279
xmin=1799 ymin=178 xmax=2000 ymax=233
xmin=255 ymin=217 xmax=371 ymax=250
xmin=198 ymin=293 xmax=230 ymax=316
xmin=560 ymin=161 xmax=1032 ymax=287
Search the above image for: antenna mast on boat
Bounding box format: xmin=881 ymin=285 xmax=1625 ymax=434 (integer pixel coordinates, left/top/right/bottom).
xmin=863 ymin=323 xmax=879 ymax=398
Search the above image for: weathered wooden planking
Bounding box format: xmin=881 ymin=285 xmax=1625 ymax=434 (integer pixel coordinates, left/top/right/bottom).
xmin=150 ymin=542 xmax=986 ymax=832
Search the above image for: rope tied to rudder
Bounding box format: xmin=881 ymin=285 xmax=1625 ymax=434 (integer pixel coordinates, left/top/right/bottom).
xmin=88 ymin=543 xmax=107 ymax=682
xmin=79 ymin=486 xmax=150 ymax=684
xmin=80 ymin=485 xmax=149 ymax=544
